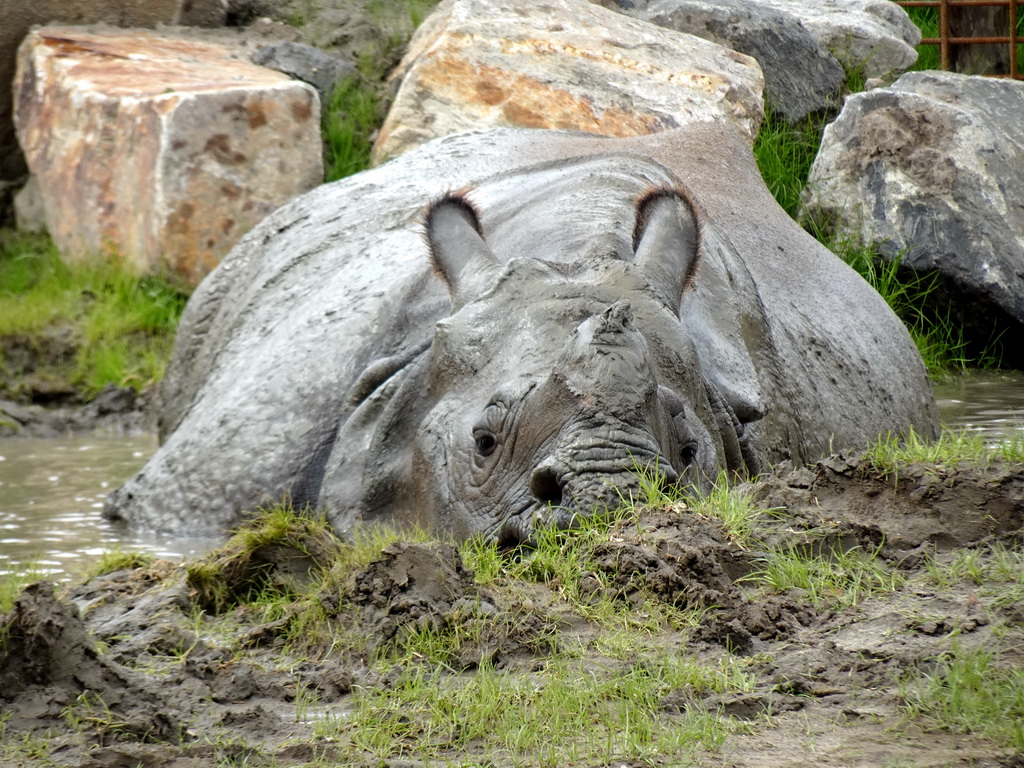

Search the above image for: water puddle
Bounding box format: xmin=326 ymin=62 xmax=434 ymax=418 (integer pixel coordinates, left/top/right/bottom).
xmin=0 ymin=434 xmax=217 ymax=581
xmin=1 ymin=371 xmax=1022 ymax=581
xmin=932 ymin=370 xmax=1024 ymax=442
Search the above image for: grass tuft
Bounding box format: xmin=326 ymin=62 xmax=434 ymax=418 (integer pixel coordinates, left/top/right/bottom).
xmin=0 ymin=231 xmax=187 ymax=399
xmin=83 ymin=548 xmax=155 ymax=580
xmin=899 ymin=642 xmax=1024 ymax=751
xmin=0 ymin=560 xmax=48 ymax=614
xmin=322 ymin=71 xmax=382 ymax=182
xmin=753 ymin=107 xmax=834 ymax=219
xmin=681 ymin=473 xmax=768 ymax=547
xmin=744 ymin=541 xmax=904 ymax=608
xmin=862 ymin=427 xmax=994 ymax=479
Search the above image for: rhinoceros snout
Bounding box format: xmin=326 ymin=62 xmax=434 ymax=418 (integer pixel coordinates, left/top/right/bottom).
xmin=529 ymin=456 xmax=679 ymax=531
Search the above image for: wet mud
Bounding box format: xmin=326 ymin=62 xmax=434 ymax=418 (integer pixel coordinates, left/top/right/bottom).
xmin=2 ymin=456 xmax=1023 ymax=767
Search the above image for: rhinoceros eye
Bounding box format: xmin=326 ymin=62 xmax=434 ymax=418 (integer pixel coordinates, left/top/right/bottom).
xmin=473 ymin=429 xmax=497 ymax=457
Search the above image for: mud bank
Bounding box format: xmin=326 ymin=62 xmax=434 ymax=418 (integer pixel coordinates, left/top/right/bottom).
xmin=2 ymin=456 xmax=1023 ymax=767
xmin=0 ymin=385 xmax=154 ymax=438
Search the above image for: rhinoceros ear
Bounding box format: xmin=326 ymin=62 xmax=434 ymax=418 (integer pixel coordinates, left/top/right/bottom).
xmin=423 ymin=193 xmax=501 ymax=308
xmin=631 ymin=188 xmax=703 ymax=311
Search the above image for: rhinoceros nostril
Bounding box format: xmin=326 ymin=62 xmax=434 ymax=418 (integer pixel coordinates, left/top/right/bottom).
xmin=530 ymin=466 xmax=564 ymax=508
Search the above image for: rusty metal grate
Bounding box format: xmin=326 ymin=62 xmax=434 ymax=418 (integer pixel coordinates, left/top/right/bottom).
xmin=898 ymin=0 xmax=1023 ymax=78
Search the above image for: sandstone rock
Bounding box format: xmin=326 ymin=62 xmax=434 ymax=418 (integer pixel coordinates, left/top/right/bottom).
xmin=14 ymin=26 xmax=322 ymax=285
xmin=803 ymin=71 xmax=1024 ymax=364
xmin=755 ymin=0 xmax=920 ymax=79
xmin=251 ymin=40 xmax=355 ymax=104
xmin=621 ymin=0 xmax=845 ymax=122
xmin=372 ymin=0 xmax=764 ymax=164
xmin=0 ymin=0 xmax=229 ymax=220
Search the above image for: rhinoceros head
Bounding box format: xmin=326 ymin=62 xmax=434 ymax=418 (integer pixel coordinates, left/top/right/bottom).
xmin=396 ymin=188 xmax=758 ymax=545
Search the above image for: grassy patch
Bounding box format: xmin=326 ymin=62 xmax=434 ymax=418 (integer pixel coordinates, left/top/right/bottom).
xmin=753 ymin=108 xmax=833 ymax=218
xmin=922 ymin=543 xmax=1024 ymax=611
xmin=0 ymin=713 xmax=59 ymax=767
xmin=861 ymin=427 xmax=1004 ymax=478
xmin=0 ymin=231 xmax=187 ymax=399
xmin=324 ymin=653 xmax=754 ymax=765
xmin=185 ymin=504 xmax=345 ymax=615
xmin=680 ymin=474 xmax=768 ymax=547
xmin=82 ymin=548 xmax=155 ymax=580
xmin=899 ymin=642 xmax=1024 ymax=751
xmin=0 ymin=560 xmax=47 ymax=614
xmin=319 ymin=0 xmax=442 ymax=182
xmin=745 ymin=541 xmax=904 ymax=609
xmin=322 ymin=71 xmax=382 ymax=183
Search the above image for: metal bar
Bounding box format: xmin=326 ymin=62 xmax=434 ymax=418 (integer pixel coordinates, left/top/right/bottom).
xmin=948 ymin=0 xmax=1020 ymax=6
xmin=902 ymin=0 xmax=1015 ymax=5
xmin=1011 ymin=0 xmax=1019 ymax=76
xmin=922 ymin=34 xmax=1017 ymax=41
xmin=899 ymin=0 xmax=1024 ymax=77
xmin=940 ymin=0 xmax=950 ymax=70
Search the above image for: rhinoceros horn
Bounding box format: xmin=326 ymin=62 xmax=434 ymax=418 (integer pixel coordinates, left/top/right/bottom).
xmin=532 ymin=300 xmax=679 ymax=522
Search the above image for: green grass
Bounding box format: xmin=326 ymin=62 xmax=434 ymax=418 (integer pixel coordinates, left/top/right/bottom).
xmin=921 ymin=542 xmax=1024 ymax=612
xmin=753 ymin=108 xmax=834 ymax=219
xmin=744 ymin=541 xmax=904 ymax=609
xmin=323 ymin=652 xmax=754 ymax=765
xmin=322 ymin=71 xmax=382 ymax=183
xmin=860 ymin=425 xmax=1024 ymax=479
xmin=899 ymin=641 xmax=1024 ymax=750
xmin=0 ymin=560 xmax=48 ymax=614
xmin=82 ymin=548 xmax=155 ymax=580
xmin=680 ymin=474 xmax=768 ymax=547
xmin=320 ymin=0 xmax=442 ymax=182
xmin=0 ymin=231 xmax=188 ymax=399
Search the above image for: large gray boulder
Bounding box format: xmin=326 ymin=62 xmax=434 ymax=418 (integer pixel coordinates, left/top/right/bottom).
xmin=599 ymin=0 xmax=919 ymax=86
xmin=803 ymin=71 xmax=1024 ymax=363
xmin=755 ymin=0 xmax=920 ymax=78
xmin=105 ymin=123 xmax=936 ymax=541
xmin=608 ymin=0 xmax=845 ymax=122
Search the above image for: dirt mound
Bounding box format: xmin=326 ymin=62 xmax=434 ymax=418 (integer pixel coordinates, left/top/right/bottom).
xmin=2 ymin=460 xmax=1023 ymax=767
xmin=586 ymin=510 xmax=814 ymax=651
xmin=185 ymin=513 xmax=347 ymax=613
xmin=347 ymin=541 xmax=478 ymax=643
xmin=0 ymin=581 xmax=183 ymax=742
xmin=750 ymin=455 xmax=1024 ymax=553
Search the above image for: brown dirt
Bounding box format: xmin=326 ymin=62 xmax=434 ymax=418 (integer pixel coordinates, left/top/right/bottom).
xmin=1 ymin=456 xmax=1023 ymax=767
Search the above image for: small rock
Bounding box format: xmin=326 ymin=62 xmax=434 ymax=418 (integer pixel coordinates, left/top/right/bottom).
xmin=89 ymin=385 xmax=137 ymax=416
xmin=251 ymin=41 xmax=355 ymax=103
xmin=13 ymin=175 xmax=46 ymax=233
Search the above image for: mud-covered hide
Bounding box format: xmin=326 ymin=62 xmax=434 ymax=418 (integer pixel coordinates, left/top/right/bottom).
xmin=105 ymin=123 xmax=937 ymax=538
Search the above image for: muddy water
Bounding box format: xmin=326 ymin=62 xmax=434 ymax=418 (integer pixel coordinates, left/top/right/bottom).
xmin=1 ymin=372 xmax=1022 ymax=581
xmin=932 ymin=370 xmax=1024 ymax=441
xmin=0 ymin=435 xmax=216 ymax=581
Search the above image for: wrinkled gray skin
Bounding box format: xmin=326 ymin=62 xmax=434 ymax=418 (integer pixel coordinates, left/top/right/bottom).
xmin=105 ymin=124 xmax=938 ymax=543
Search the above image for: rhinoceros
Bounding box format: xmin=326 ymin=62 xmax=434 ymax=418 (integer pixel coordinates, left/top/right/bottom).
xmin=105 ymin=124 xmax=937 ymax=544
